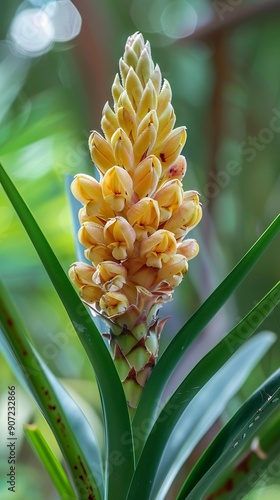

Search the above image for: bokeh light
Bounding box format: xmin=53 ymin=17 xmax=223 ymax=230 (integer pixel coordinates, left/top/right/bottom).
xmin=45 ymin=0 xmax=82 ymax=42
xmin=131 ymin=0 xmax=197 ymax=41
xmin=9 ymin=8 xmax=54 ymax=56
xmin=9 ymin=0 xmax=82 ymax=57
xmin=161 ymin=0 xmax=197 ymax=38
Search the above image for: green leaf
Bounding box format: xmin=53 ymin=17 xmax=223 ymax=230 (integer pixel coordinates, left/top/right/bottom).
xmin=0 ymin=162 xmax=134 ymax=500
xmin=0 ymin=90 xmax=68 ymax=155
xmin=23 ymin=424 xmax=76 ymax=499
xmin=133 ymin=215 xmax=280 ymax=453
xmin=129 ymin=282 xmax=280 ymax=497
xmin=0 ymin=54 xmax=28 ymax=123
xmin=208 ymin=412 xmax=280 ymax=499
xmin=0 ymin=280 xmax=103 ymax=499
xmin=150 ymin=328 xmax=277 ymax=500
xmin=149 ymin=282 xmax=280 ymax=496
xmin=127 ymin=331 xmax=276 ymax=500
xmin=178 ymin=369 xmax=280 ymax=499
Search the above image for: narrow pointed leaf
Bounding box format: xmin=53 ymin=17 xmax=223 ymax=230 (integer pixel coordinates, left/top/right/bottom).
xmin=0 ymin=162 xmax=134 ymax=499
xmin=207 ymin=413 xmax=280 ymax=499
xmin=0 ymin=281 xmax=103 ymax=499
xmin=133 ymin=215 xmax=280 ymax=451
xmin=150 ymin=284 xmax=280 ymax=497
xmin=130 ymin=282 xmax=280 ymax=495
xmin=178 ymin=370 xmax=280 ymax=499
xmin=127 ymin=332 xmax=276 ymax=500
xmin=23 ymin=424 xmax=76 ymax=500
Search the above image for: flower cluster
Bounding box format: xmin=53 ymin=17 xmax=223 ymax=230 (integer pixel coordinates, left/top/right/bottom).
xmin=69 ymin=33 xmax=202 ymax=411
xmin=70 ymin=33 xmax=201 ymax=325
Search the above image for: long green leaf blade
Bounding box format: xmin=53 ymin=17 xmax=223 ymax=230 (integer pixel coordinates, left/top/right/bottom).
xmin=129 ymin=282 xmax=280 ymax=497
xmin=127 ymin=332 xmax=276 ymax=500
xmin=133 ymin=215 xmax=280 ymax=452
xmin=207 ymin=413 xmax=280 ymax=499
xmin=23 ymin=424 xmax=76 ymax=500
xmin=150 ymin=284 xmax=280 ymax=497
xmin=178 ymin=370 xmax=280 ymax=499
xmin=0 ymin=162 xmax=134 ymax=499
xmin=0 ymin=281 xmax=102 ymax=499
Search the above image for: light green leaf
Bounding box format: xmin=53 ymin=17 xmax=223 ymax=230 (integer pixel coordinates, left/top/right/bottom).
xmin=0 ymin=53 xmax=28 ymax=123
xmin=128 ymin=331 xmax=276 ymax=500
xmin=151 ymin=330 xmax=277 ymax=499
xmin=23 ymin=424 xmax=76 ymax=500
xmin=209 ymin=413 xmax=280 ymax=499
xmin=178 ymin=369 xmax=280 ymax=499
xmin=0 ymin=280 xmax=103 ymax=499
xmin=0 ymin=90 xmax=68 ymax=155
xmin=148 ymin=282 xmax=280 ymax=493
xmin=0 ymin=162 xmax=134 ymax=500
xmin=133 ymin=215 xmax=280 ymax=452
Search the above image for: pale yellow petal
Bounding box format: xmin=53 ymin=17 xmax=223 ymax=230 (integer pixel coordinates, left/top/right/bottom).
xmin=157 ymin=103 xmax=176 ymax=145
xmin=89 ymin=131 xmax=116 ymax=174
xmin=134 ymin=120 xmax=157 ymax=165
xmin=140 ymin=230 xmax=177 ymax=268
xmin=101 ymin=102 xmax=119 ymax=142
xmin=160 ymin=155 xmax=187 ymax=185
xmin=136 ymin=47 xmax=154 ymax=87
xmin=117 ymin=91 xmax=137 ymax=142
xmin=68 ymin=262 xmax=95 ymax=287
xmin=93 ymin=261 xmax=127 ymax=292
xmin=133 ymin=155 xmax=161 ymax=199
xmin=100 ymin=292 xmax=129 ymax=316
xmin=125 ymin=67 xmax=143 ymax=111
xmin=71 ymin=174 xmax=103 ymax=205
xmin=85 ymin=245 xmax=113 ymax=266
xmin=104 ymin=217 xmax=136 ymax=260
xmin=111 ymin=128 xmax=134 ymax=171
xmin=163 ymin=191 xmax=202 ymax=239
xmin=102 ymin=166 xmax=133 ymax=212
xmin=78 ymin=222 xmax=105 ymax=248
xmin=137 ymin=80 xmax=157 ymax=120
xmin=154 ymin=179 xmax=184 ymax=223
xmin=154 ymin=126 xmax=187 ymax=170
xmin=177 ymin=239 xmax=199 ymax=260
xmin=112 ymin=73 xmax=124 ymax=108
xmin=157 ymin=254 xmax=188 ymax=287
xmin=127 ymin=198 xmax=160 ymax=240
xmin=157 ymin=79 xmax=172 ymax=117
xmin=80 ymin=285 xmax=103 ymax=304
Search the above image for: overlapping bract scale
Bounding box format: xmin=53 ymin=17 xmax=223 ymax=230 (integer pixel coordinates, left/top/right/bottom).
xmin=69 ymin=33 xmax=202 ymax=411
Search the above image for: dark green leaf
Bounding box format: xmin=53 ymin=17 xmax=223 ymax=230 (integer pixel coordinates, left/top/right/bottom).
xmin=0 ymin=162 xmax=134 ymax=500
xmin=23 ymin=424 xmax=76 ymax=500
xmin=127 ymin=332 xmax=276 ymax=500
xmin=208 ymin=413 xmax=280 ymax=500
xmin=178 ymin=370 xmax=280 ymax=499
xmin=133 ymin=216 xmax=280 ymax=454
xmin=0 ymin=280 xmax=103 ymax=499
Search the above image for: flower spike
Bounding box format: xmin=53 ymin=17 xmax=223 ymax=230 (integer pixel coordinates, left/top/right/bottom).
xmin=69 ymin=32 xmax=202 ymax=415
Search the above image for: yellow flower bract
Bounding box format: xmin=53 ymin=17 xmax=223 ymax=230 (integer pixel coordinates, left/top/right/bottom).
xmin=69 ymin=32 xmax=202 ymax=324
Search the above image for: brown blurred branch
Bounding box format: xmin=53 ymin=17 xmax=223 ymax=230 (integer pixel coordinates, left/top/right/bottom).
xmin=208 ymin=32 xmax=229 ymax=213
xmin=186 ymin=0 xmax=280 ymax=41
xmin=71 ymin=0 xmax=115 ymax=124
xmin=185 ymin=1 xmax=280 ymax=211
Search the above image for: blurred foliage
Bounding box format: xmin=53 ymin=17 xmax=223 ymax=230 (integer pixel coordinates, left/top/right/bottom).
xmin=0 ymin=0 xmax=279 ymax=497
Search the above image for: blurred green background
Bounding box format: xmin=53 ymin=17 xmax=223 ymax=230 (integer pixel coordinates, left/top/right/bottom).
xmin=0 ymin=0 xmax=279 ymax=498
